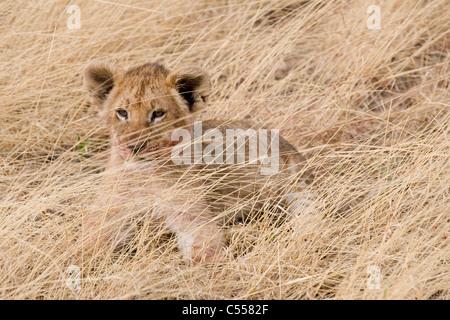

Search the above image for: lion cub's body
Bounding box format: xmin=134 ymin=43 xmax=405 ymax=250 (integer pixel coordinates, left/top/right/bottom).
xmin=82 ymin=61 xmax=309 ymax=263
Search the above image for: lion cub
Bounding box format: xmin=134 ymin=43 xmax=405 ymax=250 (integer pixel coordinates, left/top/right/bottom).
xmin=82 ymin=61 xmax=311 ymax=264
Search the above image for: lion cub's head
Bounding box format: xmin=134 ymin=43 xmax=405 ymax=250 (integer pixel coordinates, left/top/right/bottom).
xmin=84 ymin=61 xmax=210 ymax=159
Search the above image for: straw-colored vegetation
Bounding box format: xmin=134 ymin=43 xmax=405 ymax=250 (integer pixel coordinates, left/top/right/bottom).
xmin=0 ymin=0 xmax=448 ymax=299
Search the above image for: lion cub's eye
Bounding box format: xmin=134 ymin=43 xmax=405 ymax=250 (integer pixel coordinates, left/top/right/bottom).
xmin=116 ymin=109 xmax=129 ymax=120
xmin=151 ymin=110 xmax=166 ymax=121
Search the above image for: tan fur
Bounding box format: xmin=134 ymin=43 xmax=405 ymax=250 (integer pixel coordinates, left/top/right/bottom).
xmin=82 ymin=61 xmax=311 ymax=264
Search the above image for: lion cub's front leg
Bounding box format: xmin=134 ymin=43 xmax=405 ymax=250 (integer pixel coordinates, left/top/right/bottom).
xmin=84 ymin=174 xmax=224 ymax=264
xmin=157 ymin=196 xmax=225 ymax=264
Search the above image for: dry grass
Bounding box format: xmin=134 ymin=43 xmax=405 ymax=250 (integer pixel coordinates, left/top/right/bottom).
xmin=0 ymin=0 xmax=449 ymax=299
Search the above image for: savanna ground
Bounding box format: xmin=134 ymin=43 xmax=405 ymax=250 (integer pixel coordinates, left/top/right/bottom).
xmin=0 ymin=0 xmax=448 ymax=299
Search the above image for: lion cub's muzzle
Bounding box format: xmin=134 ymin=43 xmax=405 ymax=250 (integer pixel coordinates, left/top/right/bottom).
xmin=126 ymin=140 xmax=148 ymax=154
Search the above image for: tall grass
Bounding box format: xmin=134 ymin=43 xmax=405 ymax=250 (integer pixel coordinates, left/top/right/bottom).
xmin=0 ymin=0 xmax=448 ymax=299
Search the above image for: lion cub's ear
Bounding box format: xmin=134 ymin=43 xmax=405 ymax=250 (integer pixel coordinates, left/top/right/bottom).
xmin=167 ymin=66 xmax=211 ymax=112
xmin=83 ymin=60 xmax=118 ymax=108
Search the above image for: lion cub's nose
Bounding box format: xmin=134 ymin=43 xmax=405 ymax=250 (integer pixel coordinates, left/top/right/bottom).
xmin=127 ymin=141 xmax=147 ymax=154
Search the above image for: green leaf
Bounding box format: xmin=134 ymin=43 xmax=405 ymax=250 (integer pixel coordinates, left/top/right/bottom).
xmin=77 ymin=136 xmax=89 ymax=157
